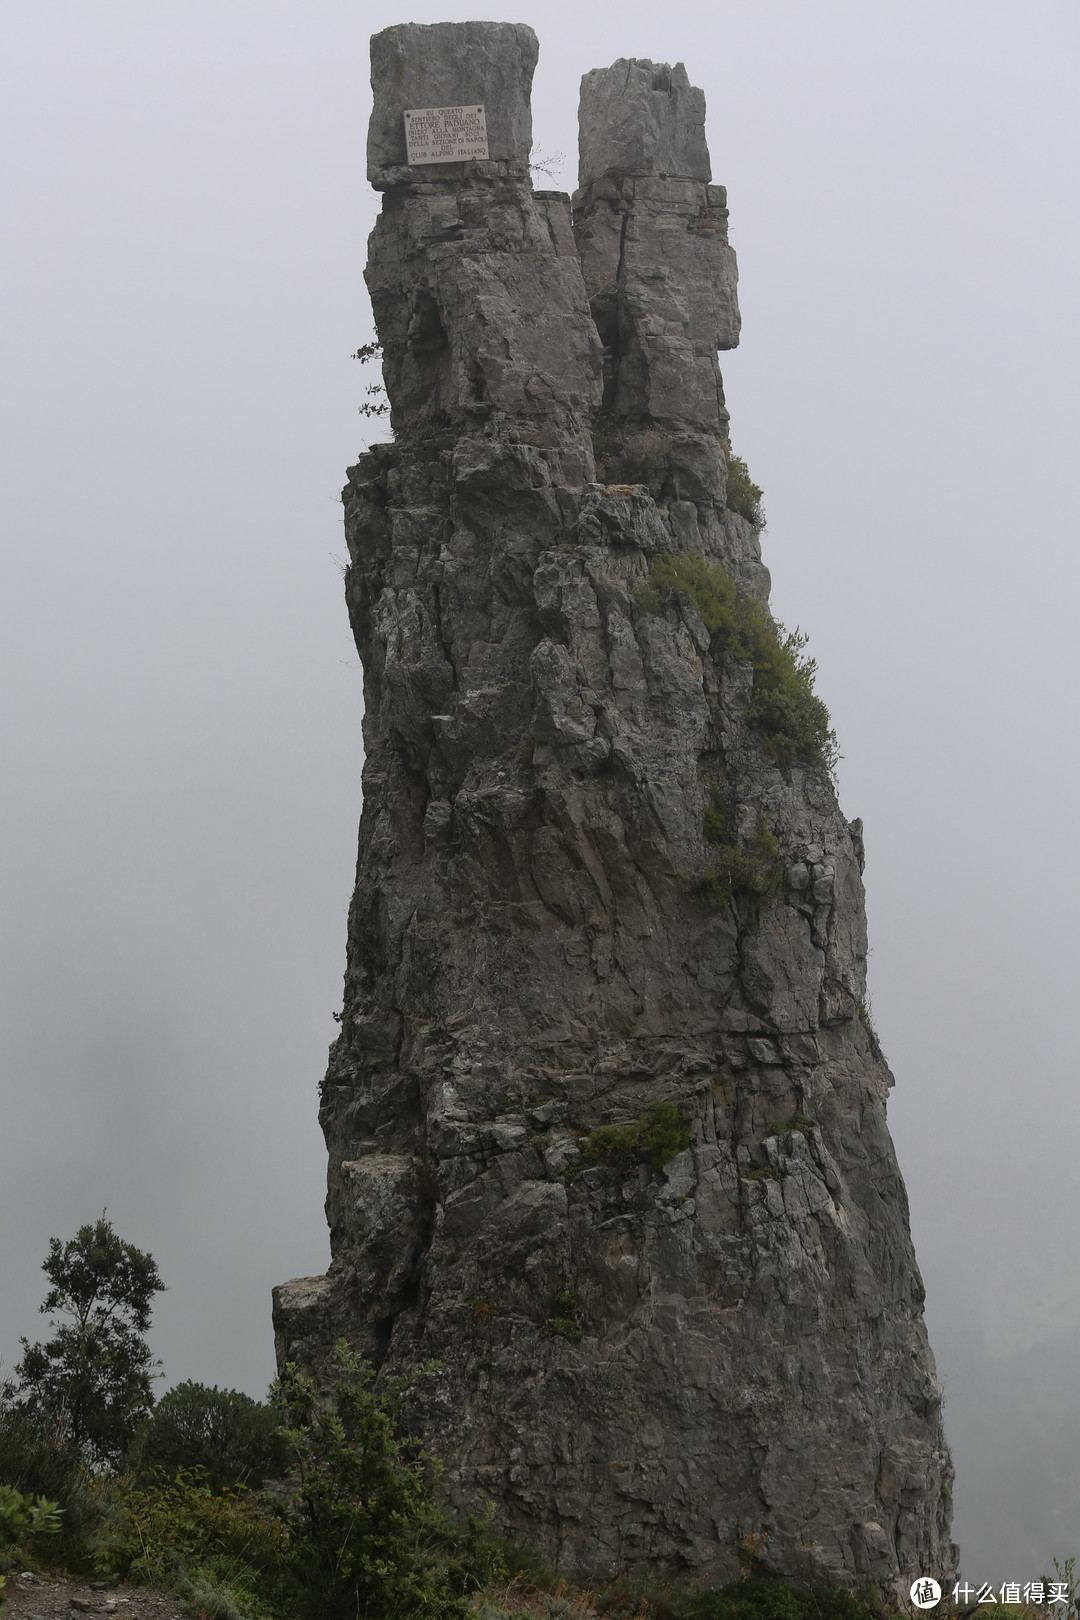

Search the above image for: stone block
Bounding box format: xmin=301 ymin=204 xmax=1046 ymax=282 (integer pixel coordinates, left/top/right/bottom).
xmin=578 ymin=58 xmax=710 ymax=185
xmin=368 ymin=21 xmax=538 ymax=187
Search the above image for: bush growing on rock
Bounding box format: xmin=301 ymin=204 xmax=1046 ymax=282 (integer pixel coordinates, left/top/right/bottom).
xmin=580 ymin=1101 xmax=690 ymax=1173
xmin=639 ymin=553 xmax=838 ymax=773
xmin=721 ymin=445 xmax=765 ymax=526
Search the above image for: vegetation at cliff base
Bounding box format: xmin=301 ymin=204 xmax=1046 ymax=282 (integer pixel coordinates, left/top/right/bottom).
xmin=0 ymin=1223 xmax=1000 ymax=1620
xmin=639 ymin=552 xmax=839 ymax=773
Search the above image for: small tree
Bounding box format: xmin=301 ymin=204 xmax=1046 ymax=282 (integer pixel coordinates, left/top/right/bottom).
xmin=272 ymin=1344 xmax=476 ymax=1620
xmin=126 ymin=1380 xmax=288 ymax=1492
xmin=16 ymin=1214 xmax=164 ymax=1468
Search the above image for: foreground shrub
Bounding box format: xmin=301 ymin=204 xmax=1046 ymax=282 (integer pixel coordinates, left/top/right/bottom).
xmin=0 ymin=1390 xmax=100 ymax=1571
xmin=89 ymin=1470 xmax=287 ymax=1588
xmin=685 ymin=1577 xmax=879 ymax=1620
xmin=126 ymin=1382 xmax=287 ymax=1492
xmin=0 ymin=1484 xmax=62 ymax=1606
xmin=639 ymin=554 xmax=838 ymax=773
xmin=271 ymin=1344 xmax=482 ymax=1620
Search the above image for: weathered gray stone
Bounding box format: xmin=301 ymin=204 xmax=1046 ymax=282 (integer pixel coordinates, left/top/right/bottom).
xmin=578 ymin=59 xmax=711 ymax=184
xmin=367 ymin=22 xmax=538 ymax=188
xmin=274 ymin=25 xmax=955 ymax=1600
xmin=574 ymin=58 xmax=740 ymax=488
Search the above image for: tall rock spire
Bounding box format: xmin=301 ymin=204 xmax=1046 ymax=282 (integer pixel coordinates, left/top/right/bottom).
xmin=274 ymin=22 xmax=955 ymax=1595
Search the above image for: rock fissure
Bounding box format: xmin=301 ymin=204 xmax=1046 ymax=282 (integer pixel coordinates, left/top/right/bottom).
xmin=274 ymin=20 xmax=956 ymax=1595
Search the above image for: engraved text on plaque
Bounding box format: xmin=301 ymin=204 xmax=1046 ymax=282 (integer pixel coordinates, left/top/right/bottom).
xmin=404 ymin=105 xmax=489 ymax=164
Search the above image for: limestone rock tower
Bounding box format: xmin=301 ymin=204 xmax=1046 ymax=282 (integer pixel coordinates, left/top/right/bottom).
xmin=274 ymin=22 xmax=956 ymax=1594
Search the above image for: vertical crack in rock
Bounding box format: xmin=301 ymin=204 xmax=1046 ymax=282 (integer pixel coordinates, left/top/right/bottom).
xmin=273 ymin=22 xmax=956 ymax=1595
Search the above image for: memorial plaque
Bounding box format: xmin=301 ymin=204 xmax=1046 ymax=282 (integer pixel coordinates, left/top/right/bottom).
xmin=404 ymin=104 xmax=489 ymax=165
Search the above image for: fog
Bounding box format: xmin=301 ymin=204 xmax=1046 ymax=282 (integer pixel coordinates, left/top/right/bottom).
xmin=2 ymin=0 xmax=1078 ymax=1588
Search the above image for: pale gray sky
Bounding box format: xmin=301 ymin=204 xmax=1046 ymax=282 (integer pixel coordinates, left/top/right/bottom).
xmin=2 ymin=0 xmax=1078 ymax=1587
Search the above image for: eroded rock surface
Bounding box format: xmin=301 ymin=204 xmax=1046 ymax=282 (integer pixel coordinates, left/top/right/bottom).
xmin=274 ymin=22 xmax=956 ymax=1595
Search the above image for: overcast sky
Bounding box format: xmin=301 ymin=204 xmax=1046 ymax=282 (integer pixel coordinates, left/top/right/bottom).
xmin=2 ymin=0 xmax=1078 ymax=1589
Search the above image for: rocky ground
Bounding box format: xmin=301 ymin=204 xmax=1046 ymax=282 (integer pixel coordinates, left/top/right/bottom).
xmin=3 ymin=1573 xmax=187 ymax=1620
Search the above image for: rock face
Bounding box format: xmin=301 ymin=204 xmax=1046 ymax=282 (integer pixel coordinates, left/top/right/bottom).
xmin=274 ymin=23 xmax=956 ymax=1595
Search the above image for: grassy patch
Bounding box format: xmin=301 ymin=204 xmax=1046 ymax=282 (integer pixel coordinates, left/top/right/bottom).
xmin=763 ymin=1113 xmax=813 ymax=1137
xmin=722 ymin=446 xmax=765 ymax=526
xmin=639 ymin=554 xmax=838 ymax=773
xmin=703 ymin=786 xmax=784 ymax=918
xmin=476 ymin=1572 xmax=889 ymax=1620
xmin=580 ymin=1101 xmax=690 ymax=1175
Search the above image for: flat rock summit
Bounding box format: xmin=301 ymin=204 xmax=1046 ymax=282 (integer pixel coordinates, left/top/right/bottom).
xmin=274 ymin=21 xmax=956 ymax=1595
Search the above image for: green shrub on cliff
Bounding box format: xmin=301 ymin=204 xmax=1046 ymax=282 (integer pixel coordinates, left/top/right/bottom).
xmin=702 ymin=787 xmax=784 ymax=919
xmin=639 ymin=553 xmax=838 ymax=773
xmin=580 ymin=1101 xmax=690 ymax=1173
xmin=722 ymin=445 xmax=765 ymax=526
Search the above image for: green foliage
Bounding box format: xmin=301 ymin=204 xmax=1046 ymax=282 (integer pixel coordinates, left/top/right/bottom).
xmin=0 ymin=1387 xmax=106 ymax=1574
xmin=580 ymin=1101 xmax=690 ymax=1175
xmin=15 ymin=1216 xmax=164 ymax=1468
xmin=270 ymin=1344 xmax=476 ymax=1620
xmin=0 ymin=1388 xmax=81 ymax=1509
xmin=1049 ymin=1559 xmax=1079 ymax=1620
xmin=125 ymin=1382 xmax=287 ymax=1493
xmin=89 ymin=1470 xmax=287 ymax=1590
xmin=703 ymin=787 xmax=784 ymax=918
xmin=548 ymin=1320 xmax=583 ymax=1343
xmin=639 ymin=554 xmax=838 ymax=773
xmin=721 ymin=446 xmax=765 ymax=526
xmin=0 ymin=1482 xmax=62 ymax=1557
xmin=763 ymin=1113 xmax=813 ymax=1137
xmin=354 ymin=342 xmax=389 ymax=419
xmin=685 ymin=1577 xmax=878 ymax=1620
xmin=0 ymin=1483 xmax=62 ymax=1608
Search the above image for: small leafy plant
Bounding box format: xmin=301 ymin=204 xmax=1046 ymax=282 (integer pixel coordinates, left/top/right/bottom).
xmin=354 ymin=341 xmax=389 ymax=419
xmin=0 ymin=1484 xmax=62 ymax=1603
xmin=763 ymin=1113 xmax=813 ymax=1137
